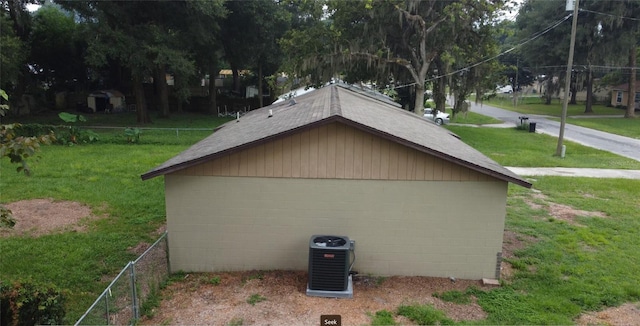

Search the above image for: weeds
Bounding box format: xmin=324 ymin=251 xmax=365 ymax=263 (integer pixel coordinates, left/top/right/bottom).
xmin=433 ymin=289 xmax=472 ymax=304
xmin=369 ymin=310 xmax=396 ymax=325
xmin=242 ymin=271 xmax=264 ymax=284
xmin=209 ymin=276 xmax=221 ymax=285
xmin=247 ymin=294 xmax=267 ymax=306
xmin=396 ymin=304 xmax=453 ymax=325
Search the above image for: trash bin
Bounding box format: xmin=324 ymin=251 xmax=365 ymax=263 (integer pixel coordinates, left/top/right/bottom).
xmin=529 ymin=122 xmax=536 ymax=133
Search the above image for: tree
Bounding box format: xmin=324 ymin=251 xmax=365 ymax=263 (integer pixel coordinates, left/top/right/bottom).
xmin=494 ymin=20 xmax=536 ymax=105
xmin=0 ymin=12 xmax=27 ymax=94
xmin=283 ymin=0 xmax=506 ymax=114
xmin=184 ymin=1 xmax=226 ymax=115
xmin=221 ymin=0 xmax=290 ymax=107
xmin=516 ymin=0 xmax=573 ymax=105
xmin=29 ymin=4 xmax=87 ymax=92
xmin=1 ymin=0 xmax=42 ymax=114
xmin=58 ymin=1 xmax=201 ymax=122
xmin=517 ymin=0 xmax=639 ymax=115
xmin=279 ymin=1 xmax=338 ymax=87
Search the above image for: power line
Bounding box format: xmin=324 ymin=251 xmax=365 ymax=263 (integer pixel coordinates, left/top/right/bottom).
xmin=579 ymin=8 xmax=640 ymax=21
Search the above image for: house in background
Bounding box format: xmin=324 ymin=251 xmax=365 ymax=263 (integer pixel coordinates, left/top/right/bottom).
xmin=87 ymin=90 xmax=126 ymax=113
xmin=142 ymin=84 xmax=531 ymax=280
xmin=611 ymin=84 xmax=640 ymax=110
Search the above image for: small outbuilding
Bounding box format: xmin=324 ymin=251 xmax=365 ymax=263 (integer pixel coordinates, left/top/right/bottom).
xmin=87 ymin=90 xmax=126 ymax=113
xmin=142 ymin=85 xmax=531 ymax=280
xmin=611 ymin=83 xmax=640 ymax=110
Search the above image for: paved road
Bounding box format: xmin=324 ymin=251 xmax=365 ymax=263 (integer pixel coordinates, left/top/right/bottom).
xmin=465 ymin=101 xmax=640 ymax=162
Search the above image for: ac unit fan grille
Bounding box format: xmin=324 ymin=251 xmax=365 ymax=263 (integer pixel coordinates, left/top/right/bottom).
xmin=308 ymin=249 xmax=348 ymax=291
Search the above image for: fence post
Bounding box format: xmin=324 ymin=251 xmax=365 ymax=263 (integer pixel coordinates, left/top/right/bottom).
xmin=105 ymin=292 xmax=110 ymax=325
xmin=130 ymin=261 xmax=139 ymax=320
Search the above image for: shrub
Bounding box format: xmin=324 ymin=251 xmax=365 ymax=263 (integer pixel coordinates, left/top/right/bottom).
xmin=14 ymin=124 xmax=57 ymax=138
xmin=0 ymin=279 xmax=66 ymax=326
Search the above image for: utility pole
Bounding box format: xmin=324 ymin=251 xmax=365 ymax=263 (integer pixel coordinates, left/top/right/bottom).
xmin=556 ymin=0 xmax=580 ymax=157
xmin=514 ymin=58 xmax=519 ymax=107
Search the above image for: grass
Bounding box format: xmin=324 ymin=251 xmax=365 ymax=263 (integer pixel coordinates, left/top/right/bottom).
xmin=369 ymin=310 xmax=397 ymax=325
xmin=472 ymin=177 xmax=640 ymax=324
xmin=397 ymin=304 xmax=454 ymax=325
xmin=433 ymin=289 xmax=473 ymax=305
xmin=0 ymin=113 xmax=230 ymax=323
xmin=564 ymin=117 xmax=640 ymax=140
xmin=483 ymin=95 xmax=640 ymax=139
xmin=448 ymin=109 xmax=502 ymax=125
xmin=485 ymin=95 xmax=623 ymax=117
xmin=445 ymin=125 xmax=640 ymax=169
xmin=3 ymin=111 xmax=640 ymax=325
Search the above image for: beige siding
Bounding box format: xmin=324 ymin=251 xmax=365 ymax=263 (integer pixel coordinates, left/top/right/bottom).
xmin=174 ymin=123 xmax=493 ymax=182
xmin=165 ymin=175 xmax=508 ymax=279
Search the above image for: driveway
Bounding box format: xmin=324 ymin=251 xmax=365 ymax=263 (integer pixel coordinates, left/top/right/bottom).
xmin=464 ymin=100 xmax=640 ymax=162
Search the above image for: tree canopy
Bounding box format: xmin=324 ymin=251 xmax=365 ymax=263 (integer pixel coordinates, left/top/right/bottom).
xmin=0 ymin=0 xmax=637 ymax=119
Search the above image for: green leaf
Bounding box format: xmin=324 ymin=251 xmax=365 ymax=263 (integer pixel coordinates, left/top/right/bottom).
xmin=58 ymin=112 xmax=86 ymax=123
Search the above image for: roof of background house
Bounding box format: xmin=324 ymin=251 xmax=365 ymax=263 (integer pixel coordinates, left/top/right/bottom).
xmin=141 ymin=84 xmax=531 ymax=188
xmin=612 ymin=84 xmax=640 ymax=92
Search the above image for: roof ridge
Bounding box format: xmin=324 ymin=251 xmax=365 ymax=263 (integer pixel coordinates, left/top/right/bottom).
xmin=330 ymin=85 xmax=342 ymax=116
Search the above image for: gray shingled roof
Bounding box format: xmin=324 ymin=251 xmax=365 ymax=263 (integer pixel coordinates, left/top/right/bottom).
xmin=141 ymin=85 xmax=531 ymax=188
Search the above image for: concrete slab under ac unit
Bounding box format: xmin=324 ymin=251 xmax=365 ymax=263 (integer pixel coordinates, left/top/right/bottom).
xmin=306 ymin=275 xmax=353 ymax=299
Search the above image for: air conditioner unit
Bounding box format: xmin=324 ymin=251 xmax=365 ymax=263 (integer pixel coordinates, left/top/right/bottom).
xmin=306 ymin=235 xmax=354 ymax=298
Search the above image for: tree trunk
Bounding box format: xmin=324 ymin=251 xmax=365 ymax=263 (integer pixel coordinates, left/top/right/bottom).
xmin=156 ymin=65 xmax=170 ymax=118
xmin=434 ymin=77 xmax=446 ymax=113
xmin=626 ymin=46 xmax=636 ymax=118
xmin=208 ymin=64 xmax=218 ymax=115
xmin=544 ymin=78 xmax=553 ymax=105
xmin=133 ymin=72 xmax=151 ymax=124
xmin=569 ymin=82 xmax=577 ymax=105
xmin=232 ymin=67 xmax=241 ymax=94
xmin=174 ymin=74 xmax=183 ymax=113
xmin=414 ymin=84 xmax=425 ymax=114
xmin=584 ymin=67 xmax=593 ymax=113
xmin=258 ymin=63 xmax=264 ymax=108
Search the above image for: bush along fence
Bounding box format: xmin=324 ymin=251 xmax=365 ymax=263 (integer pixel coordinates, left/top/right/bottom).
xmin=0 ymin=279 xmax=66 ymax=326
xmin=74 ymin=232 xmax=169 ymax=325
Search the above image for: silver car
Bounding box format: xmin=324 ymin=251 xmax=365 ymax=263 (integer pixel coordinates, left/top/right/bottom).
xmin=423 ymin=108 xmax=450 ymax=125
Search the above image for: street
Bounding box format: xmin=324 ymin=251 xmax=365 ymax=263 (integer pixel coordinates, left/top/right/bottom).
xmin=466 ymin=101 xmax=640 ymax=162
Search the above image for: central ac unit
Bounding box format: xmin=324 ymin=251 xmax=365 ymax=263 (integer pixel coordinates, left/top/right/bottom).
xmin=306 ymin=235 xmax=354 ymax=298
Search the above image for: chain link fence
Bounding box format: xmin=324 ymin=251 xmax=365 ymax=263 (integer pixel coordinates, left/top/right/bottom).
xmin=74 ymin=232 xmax=169 ymax=325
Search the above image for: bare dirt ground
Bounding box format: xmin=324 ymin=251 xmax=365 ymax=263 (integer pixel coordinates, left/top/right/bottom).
xmin=0 ymin=198 xmax=98 ymax=237
xmin=140 ymin=271 xmax=490 ymax=326
xmin=4 ymin=198 xmax=640 ymax=325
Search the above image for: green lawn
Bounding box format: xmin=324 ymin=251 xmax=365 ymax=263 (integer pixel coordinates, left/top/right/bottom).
xmin=2 ymin=112 xmax=640 ymax=324
xmin=483 ymin=95 xmax=640 ymax=139
xmin=564 ymin=117 xmax=640 ymax=140
xmin=448 ymin=110 xmax=502 ymax=125
xmin=485 ymin=95 xmax=623 ymax=117
xmin=445 ymin=125 xmax=640 ymax=169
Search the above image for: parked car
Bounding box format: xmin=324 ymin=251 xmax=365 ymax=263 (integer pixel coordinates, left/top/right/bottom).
xmin=423 ymin=108 xmax=450 ymax=125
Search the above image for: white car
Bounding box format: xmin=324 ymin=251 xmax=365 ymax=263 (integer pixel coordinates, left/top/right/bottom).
xmin=423 ymin=108 xmax=450 ymax=125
